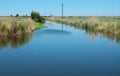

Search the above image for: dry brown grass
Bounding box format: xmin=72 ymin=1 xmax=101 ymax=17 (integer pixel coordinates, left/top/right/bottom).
xmin=48 ymin=17 xmax=120 ymax=34
xmin=0 ymin=17 xmax=35 ymax=36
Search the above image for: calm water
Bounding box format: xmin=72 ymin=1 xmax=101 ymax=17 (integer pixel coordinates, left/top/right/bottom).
xmin=0 ymin=21 xmax=120 ymax=76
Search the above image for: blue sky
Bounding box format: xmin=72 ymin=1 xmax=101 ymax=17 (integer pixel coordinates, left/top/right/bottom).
xmin=0 ymin=0 xmax=120 ymax=16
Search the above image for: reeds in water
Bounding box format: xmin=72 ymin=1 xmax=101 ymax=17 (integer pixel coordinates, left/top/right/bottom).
xmin=48 ymin=17 xmax=120 ymax=34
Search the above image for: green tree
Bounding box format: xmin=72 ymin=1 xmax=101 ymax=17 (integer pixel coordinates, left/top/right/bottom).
xmin=31 ymin=11 xmax=45 ymax=23
xmin=10 ymin=15 xmax=13 ymax=17
xmin=16 ymin=14 xmax=19 ymax=17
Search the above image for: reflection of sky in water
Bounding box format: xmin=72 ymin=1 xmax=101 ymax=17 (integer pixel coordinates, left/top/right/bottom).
xmin=0 ymin=21 xmax=120 ymax=76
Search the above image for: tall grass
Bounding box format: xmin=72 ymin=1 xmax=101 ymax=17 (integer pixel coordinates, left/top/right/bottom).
xmin=47 ymin=17 xmax=120 ymax=43
xmin=48 ymin=17 xmax=120 ymax=34
xmin=0 ymin=17 xmax=35 ymax=36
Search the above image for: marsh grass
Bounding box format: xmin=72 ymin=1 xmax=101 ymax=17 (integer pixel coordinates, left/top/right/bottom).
xmin=48 ymin=17 xmax=120 ymax=34
xmin=47 ymin=17 xmax=120 ymax=43
xmin=0 ymin=17 xmax=35 ymax=36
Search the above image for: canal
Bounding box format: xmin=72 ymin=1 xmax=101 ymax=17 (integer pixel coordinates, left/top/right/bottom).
xmin=0 ymin=21 xmax=120 ymax=76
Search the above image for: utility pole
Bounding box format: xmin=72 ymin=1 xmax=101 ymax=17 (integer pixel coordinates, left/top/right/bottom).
xmin=50 ymin=11 xmax=52 ymax=17
xmin=62 ymin=2 xmax=64 ymax=19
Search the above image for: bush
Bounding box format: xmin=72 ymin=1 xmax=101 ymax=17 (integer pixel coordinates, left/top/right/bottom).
xmin=31 ymin=11 xmax=45 ymax=23
xmin=16 ymin=14 xmax=19 ymax=17
xmin=10 ymin=15 xmax=13 ymax=17
xmin=39 ymin=16 xmax=45 ymax=23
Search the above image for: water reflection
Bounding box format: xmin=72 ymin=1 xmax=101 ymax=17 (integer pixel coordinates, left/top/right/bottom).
xmin=36 ymin=29 xmax=70 ymax=35
xmin=87 ymin=34 xmax=97 ymax=42
xmin=62 ymin=24 xmax=63 ymax=31
xmin=65 ymin=24 xmax=120 ymax=44
xmin=85 ymin=30 xmax=120 ymax=43
xmin=0 ymin=33 xmax=33 ymax=50
xmin=0 ymin=22 xmax=120 ymax=76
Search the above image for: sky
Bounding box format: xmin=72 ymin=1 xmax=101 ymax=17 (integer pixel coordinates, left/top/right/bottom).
xmin=0 ymin=0 xmax=120 ymax=16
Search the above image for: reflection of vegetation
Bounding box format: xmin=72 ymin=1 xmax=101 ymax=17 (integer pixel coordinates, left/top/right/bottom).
xmin=0 ymin=16 xmax=46 ymax=49
xmin=0 ymin=33 xmax=33 ymax=50
xmin=39 ymin=29 xmax=70 ymax=35
xmin=78 ymin=25 xmax=120 ymax=44
xmin=48 ymin=17 xmax=120 ymax=43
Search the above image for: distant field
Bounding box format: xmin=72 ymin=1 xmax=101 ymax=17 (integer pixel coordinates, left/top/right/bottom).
xmin=55 ymin=16 xmax=120 ymax=22
xmin=99 ymin=17 xmax=120 ymax=22
xmin=63 ymin=17 xmax=88 ymax=21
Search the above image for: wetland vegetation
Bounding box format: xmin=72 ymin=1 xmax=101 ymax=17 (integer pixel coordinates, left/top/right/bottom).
xmin=1 ymin=0 xmax=120 ymax=76
xmin=48 ymin=16 xmax=120 ymax=34
xmin=48 ymin=16 xmax=120 ymax=43
xmin=0 ymin=11 xmax=46 ymax=36
xmin=0 ymin=11 xmax=46 ymax=49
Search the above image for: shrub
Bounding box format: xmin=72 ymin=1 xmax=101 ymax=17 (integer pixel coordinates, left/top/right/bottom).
xmin=10 ymin=15 xmax=13 ymax=17
xmin=16 ymin=14 xmax=19 ymax=17
xmin=31 ymin=11 xmax=45 ymax=23
xmin=39 ymin=16 xmax=45 ymax=23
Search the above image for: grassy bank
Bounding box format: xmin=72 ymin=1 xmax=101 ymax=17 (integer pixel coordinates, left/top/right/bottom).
xmin=34 ymin=22 xmax=47 ymax=30
xmin=0 ymin=17 xmax=46 ymax=36
xmin=48 ymin=17 xmax=120 ymax=34
xmin=0 ymin=17 xmax=34 ymax=36
xmin=47 ymin=16 xmax=120 ymax=43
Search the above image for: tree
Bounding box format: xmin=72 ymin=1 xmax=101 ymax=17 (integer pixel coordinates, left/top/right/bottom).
xmin=26 ymin=14 xmax=28 ymax=17
xmin=31 ymin=11 xmax=45 ymax=23
xmin=16 ymin=14 xmax=19 ymax=17
xmin=10 ymin=15 xmax=13 ymax=17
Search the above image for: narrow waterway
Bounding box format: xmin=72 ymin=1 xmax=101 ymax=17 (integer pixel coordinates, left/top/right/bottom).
xmin=0 ymin=21 xmax=120 ymax=76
